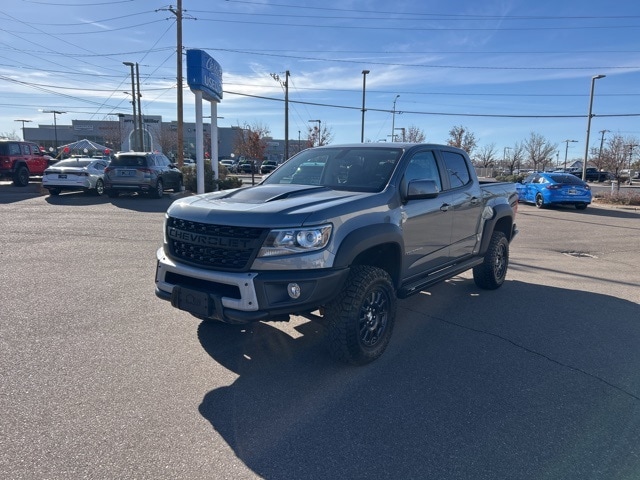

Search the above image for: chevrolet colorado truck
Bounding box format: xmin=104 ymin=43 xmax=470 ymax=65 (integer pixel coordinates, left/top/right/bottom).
xmin=155 ymin=143 xmax=518 ymax=364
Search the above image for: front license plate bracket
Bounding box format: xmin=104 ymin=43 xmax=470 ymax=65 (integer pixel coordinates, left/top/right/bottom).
xmin=171 ymin=286 xmax=213 ymax=317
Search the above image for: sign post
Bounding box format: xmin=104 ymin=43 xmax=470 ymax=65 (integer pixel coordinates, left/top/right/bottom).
xmin=186 ymin=49 xmax=223 ymax=194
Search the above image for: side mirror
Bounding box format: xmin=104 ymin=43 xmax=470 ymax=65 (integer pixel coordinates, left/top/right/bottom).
xmin=403 ymin=179 xmax=440 ymax=201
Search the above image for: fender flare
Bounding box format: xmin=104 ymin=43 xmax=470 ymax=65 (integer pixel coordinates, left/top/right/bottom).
xmin=477 ymin=203 xmax=514 ymax=255
xmin=333 ymin=223 xmax=404 ymax=269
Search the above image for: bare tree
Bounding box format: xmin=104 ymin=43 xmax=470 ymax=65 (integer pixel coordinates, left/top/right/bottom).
xmin=153 ymin=124 xmax=178 ymax=160
xmin=447 ymin=125 xmax=477 ymax=155
xmin=0 ymin=130 xmax=20 ymax=140
xmin=234 ymin=122 xmax=271 ymax=160
xmin=523 ymin=132 xmax=557 ymax=172
xmin=405 ymin=125 xmax=425 ymax=143
xmin=601 ymin=133 xmax=636 ymax=177
xmin=507 ymin=142 xmax=526 ymax=174
xmin=307 ymin=123 xmax=333 ymax=147
xmin=474 ymin=143 xmax=498 ymax=169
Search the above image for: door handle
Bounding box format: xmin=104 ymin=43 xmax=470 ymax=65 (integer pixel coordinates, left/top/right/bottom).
xmin=440 ymin=203 xmax=451 ymax=212
xmin=470 ymin=197 xmax=480 ymax=205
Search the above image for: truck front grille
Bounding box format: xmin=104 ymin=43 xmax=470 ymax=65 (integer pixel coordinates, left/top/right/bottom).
xmin=166 ymin=217 xmax=268 ymax=271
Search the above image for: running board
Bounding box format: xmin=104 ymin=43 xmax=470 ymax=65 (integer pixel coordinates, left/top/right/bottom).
xmin=397 ymin=257 xmax=483 ymax=299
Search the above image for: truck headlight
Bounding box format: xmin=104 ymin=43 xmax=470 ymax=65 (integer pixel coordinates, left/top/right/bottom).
xmin=258 ymin=224 xmax=332 ymax=257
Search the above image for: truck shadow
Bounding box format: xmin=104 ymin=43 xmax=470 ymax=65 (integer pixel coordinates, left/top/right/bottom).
xmin=196 ymin=279 xmax=640 ymax=479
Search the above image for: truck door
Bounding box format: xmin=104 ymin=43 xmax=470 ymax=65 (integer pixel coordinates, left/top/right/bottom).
xmin=400 ymin=149 xmax=454 ymax=278
xmin=439 ymin=150 xmax=483 ymax=259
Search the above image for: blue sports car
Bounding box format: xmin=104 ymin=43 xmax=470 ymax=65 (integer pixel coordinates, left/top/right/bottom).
xmin=516 ymin=172 xmax=592 ymax=210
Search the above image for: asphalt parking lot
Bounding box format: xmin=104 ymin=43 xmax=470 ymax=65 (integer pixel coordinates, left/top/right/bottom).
xmin=1 ymin=181 xmax=639 ymax=479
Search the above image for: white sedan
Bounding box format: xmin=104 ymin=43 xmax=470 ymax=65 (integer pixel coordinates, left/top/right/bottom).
xmin=42 ymin=157 xmax=109 ymax=196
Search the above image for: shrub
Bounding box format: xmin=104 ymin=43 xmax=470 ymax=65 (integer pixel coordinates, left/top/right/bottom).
xmin=593 ymin=190 xmax=640 ymax=206
xmin=180 ymin=162 xmax=243 ymax=193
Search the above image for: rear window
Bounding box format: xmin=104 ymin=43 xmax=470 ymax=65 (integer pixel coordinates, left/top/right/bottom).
xmin=111 ymin=155 xmax=148 ymax=167
xmin=0 ymin=143 xmax=21 ymax=156
xmin=52 ymin=159 xmax=92 ymax=168
xmin=550 ymin=174 xmax=584 ymax=184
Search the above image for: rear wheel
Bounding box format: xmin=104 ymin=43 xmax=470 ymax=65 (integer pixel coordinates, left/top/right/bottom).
xmin=94 ymin=179 xmax=104 ymax=196
xmin=48 ymin=188 xmax=61 ymax=196
xmin=535 ymin=193 xmax=545 ymax=208
xmin=324 ymin=266 xmax=397 ymax=365
xmin=575 ymin=203 xmax=588 ymax=210
xmin=174 ymin=176 xmax=184 ymax=192
xmin=13 ymin=165 xmax=29 ymax=187
xmin=473 ymin=231 xmax=509 ymax=290
xmin=106 ymin=189 xmax=119 ymax=198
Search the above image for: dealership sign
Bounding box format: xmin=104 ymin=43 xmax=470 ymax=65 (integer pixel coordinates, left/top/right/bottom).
xmin=186 ymin=49 xmax=223 ymax=102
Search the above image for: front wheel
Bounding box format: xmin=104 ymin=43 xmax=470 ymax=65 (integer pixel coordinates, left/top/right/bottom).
xmin=473 ymin=231 xmax=509 ymax=290
xmin=153 ymin=179 xmax=164 ymax=198
xmin=324 ymin=266 xmax=397 ymax=365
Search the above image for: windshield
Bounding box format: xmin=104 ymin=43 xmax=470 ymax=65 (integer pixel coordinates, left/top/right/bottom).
xmin=262 ymin=146 xmax=403 ymax=192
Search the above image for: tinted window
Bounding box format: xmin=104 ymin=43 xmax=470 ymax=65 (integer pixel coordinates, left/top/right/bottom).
xmin=54 ymin=159 xmax=92 ymax=168
xmin=111 ymin=155 xmax=147 ymax=167
xmin=0 ymin=143 xmax=10 ymax=155
xmin=21 ymin=144 xmax=30 ymax=155
xmin=441 ymin=151 xmax=471 ymax=189
xmin=404 ymin=150 xmax=441 ymax=191
xmin=9 ymin=143 xmax=21 ymax=155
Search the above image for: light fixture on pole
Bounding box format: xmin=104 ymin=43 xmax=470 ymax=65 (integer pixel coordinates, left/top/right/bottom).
xmin=14 ymin=119 xmax=32 ymax=140
xmin=41 ymin=110 xmax=66 ymax=150
xmin=563 ymin=139 xmax=578 ymax=171
xmin=582 ymin=74 xmax=605 ymax=181
xmin=361 ymin=70 xmax=370 ymax=143
xmin=123 ymin=62 xmax=137 ymax=150
xmin=308 ymin=119 xmax=321 ymax=146
xmin=391 ymin=94 xmax=400 ymax=141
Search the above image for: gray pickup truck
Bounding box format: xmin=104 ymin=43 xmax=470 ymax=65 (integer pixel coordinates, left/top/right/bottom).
xmin=155 ymin=143 xmax=518 ymax=364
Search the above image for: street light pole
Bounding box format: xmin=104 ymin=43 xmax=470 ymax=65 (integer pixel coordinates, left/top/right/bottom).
xmin=563 ymin=139 xmax=578 ymax=171
xmin=123 ymin=62 xmax=137 ymax=150
xmin=391 ymin=94 xmax=400 ymax=141
xmin=14 ymin=119 xmax=32 ymax=140
xmin=361 ymin=69 xmax=370 ymax=143
xmin=582 ymin=74 xmax=606 ymax=181
xmin=42 ymin=110 xmax=66 ymax=150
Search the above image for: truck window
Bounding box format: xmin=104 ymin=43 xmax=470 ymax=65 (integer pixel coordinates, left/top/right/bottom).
xmin=441 ymin=151 xmax=471 ymax=189
xmin=404 ymin=151 xmax=441 ymax=191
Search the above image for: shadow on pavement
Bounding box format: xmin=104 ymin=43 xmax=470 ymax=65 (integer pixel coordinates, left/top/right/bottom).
xmin=197 ymin=279 xmax=640 ymax=480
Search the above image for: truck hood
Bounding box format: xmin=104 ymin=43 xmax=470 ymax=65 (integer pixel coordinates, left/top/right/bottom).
xmin=167 ymin=184 xmax=371 ymax=226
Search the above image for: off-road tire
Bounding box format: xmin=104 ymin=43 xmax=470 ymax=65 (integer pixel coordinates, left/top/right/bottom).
xmin=473 ymin=231 xmax=509 ymax=290
xmin=324 ymin=266 xmax=397 ymax=365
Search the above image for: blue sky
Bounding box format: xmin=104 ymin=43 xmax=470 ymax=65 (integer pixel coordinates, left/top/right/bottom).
xmin=1 ymin=0 xmax=639 ymax=162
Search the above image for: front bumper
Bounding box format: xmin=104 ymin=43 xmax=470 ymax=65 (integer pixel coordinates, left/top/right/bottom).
xmin=155 ymin=248 xmax=349 ymax=324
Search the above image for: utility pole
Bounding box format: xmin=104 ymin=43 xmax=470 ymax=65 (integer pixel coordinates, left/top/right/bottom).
xmin=136 ymin=62 xmax=144 ymax=151
xmin=627 ymin=143 xmax=638 ymax=185
xmin=168 ymin=1 xmax=184 ymax=166
xmin=598 ymin=129 xmax=609 ymax=165
xmin=284 ymin=70 xmax=289 ymax=160
xmin=123 ymin=62 xmax=137 ymax=150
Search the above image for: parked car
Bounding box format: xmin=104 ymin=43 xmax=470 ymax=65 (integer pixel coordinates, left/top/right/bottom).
xmin=238 ymin=159 xmax=257 ymax=174
xmin=0 ymin=139 xmax=51 ymax=186
xmin=219 ymin=159 xmax=237 ymax=173
xmin=575 ymin=167 xmax=614 ymax=182
xmin=42 ymin=157 xmax=109 ymax=196
xmin=103 ymin=152 xmax=183 ymax=198
xmin=516 ymin=172 xmax=591 ymax=210
xmin=260 ymin=160 xmax=279 ymax=174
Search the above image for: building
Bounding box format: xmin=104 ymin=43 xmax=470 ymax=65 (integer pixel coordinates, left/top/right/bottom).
xmin=23 ymin=116 xmax=293 ymax=162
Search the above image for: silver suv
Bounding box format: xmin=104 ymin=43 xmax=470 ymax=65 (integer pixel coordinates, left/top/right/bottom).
xmin=104 ymin=152 xmax=183 ymax=198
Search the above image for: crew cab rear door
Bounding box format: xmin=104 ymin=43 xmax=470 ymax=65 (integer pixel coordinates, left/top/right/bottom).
xmin=438 ymin=149 xmax=483 ymax=259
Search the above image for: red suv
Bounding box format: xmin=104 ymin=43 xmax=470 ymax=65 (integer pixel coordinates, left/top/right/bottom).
xmin=0 ymin=140 xmax=52 ymax=186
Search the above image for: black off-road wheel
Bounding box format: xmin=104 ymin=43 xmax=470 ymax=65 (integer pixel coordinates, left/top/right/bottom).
xmin=473 ymin=231 xmax=509 ymax=290
xmin=13 ymin=165 xmax=29 ymax=187
xmin=535 ymin=194 xmax=545 ymax=208
xmin=324 ymin=266 xmax=397 ymax=365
